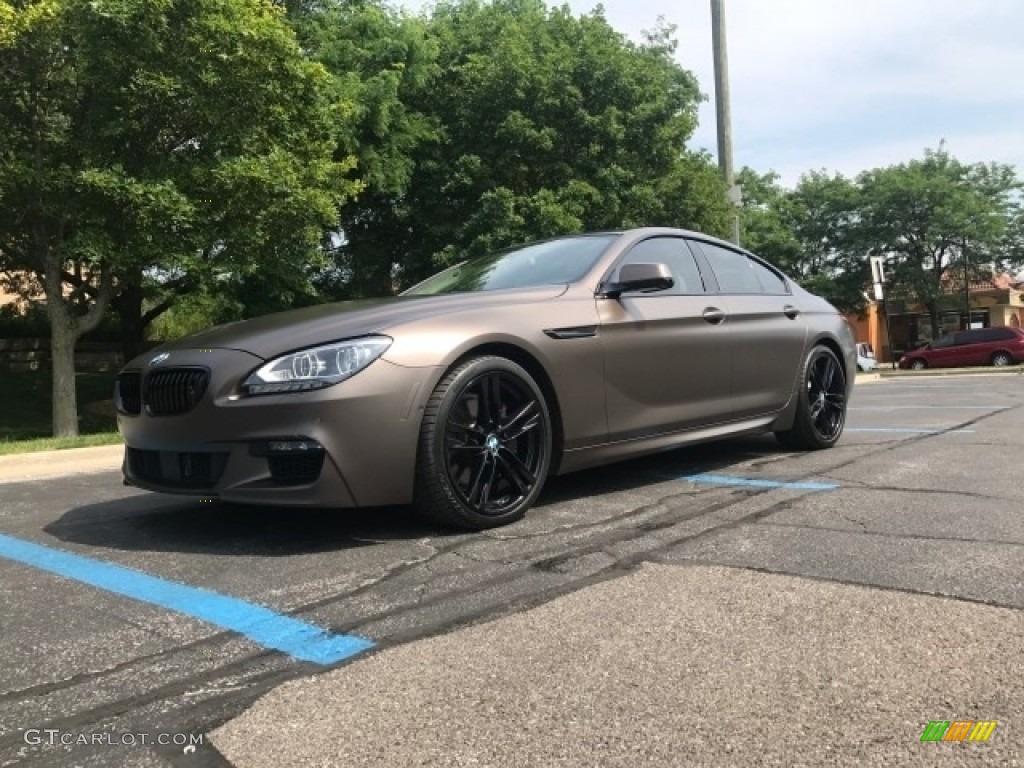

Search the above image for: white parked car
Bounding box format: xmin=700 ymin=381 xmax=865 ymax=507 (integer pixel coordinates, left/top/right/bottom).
xmin=856 ymin=342 xmax=877 ymax=371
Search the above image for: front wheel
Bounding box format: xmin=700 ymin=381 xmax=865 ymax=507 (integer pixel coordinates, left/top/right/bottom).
xmin=775 ymin=346 xmax=848 ymax=451
xmin=413 ymin=356 xmax=552 ymax=530
xmin=910 ymin=359 xmax=927 ymax=370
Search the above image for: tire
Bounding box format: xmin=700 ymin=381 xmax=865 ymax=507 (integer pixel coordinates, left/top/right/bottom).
xmin=775 ymin=345 xmax=848 ymax=451
xmin=910 ymin=359 xmax=927 ymax=370
xmin=413 ymin=356 xmax=552 ymax=530
xmin=991 ymin=351 xmax=1012 ymax=367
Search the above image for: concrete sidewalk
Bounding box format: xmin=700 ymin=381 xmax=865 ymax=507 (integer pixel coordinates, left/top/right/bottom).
xmin=878 ymin=365 xmax=1024 ymax=378
xmin=0 ymin=444 xmax=123 ymax=484
xmin=212 ymin=563 xmax=1022 ymax=767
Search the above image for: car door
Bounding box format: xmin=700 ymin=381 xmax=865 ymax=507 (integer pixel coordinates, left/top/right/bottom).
xmin=689 ymin=239 xmax=808 ymax=419
xmin=927 ymin=334 xmax=962 ymax=367
xmin=598 ymin=236 xmax=734 ymax=441
xmin=960 ymin=329 xmax=997 ymax=366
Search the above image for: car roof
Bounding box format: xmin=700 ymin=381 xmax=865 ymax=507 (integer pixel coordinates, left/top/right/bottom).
xmin=617 ymin=226 xmax=746 ymax=250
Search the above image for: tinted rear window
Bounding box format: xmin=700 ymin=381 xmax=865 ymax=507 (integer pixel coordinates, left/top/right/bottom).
xmin=962 ymin=328 xmax=1017 ymax=344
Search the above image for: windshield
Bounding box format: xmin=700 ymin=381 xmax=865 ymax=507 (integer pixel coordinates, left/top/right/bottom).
xmin=402 ymin=235 xmax=617 ymax=296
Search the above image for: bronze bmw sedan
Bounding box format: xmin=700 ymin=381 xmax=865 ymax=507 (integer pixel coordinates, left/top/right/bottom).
xmin=116 ymin=228 xmax=856 ymax=530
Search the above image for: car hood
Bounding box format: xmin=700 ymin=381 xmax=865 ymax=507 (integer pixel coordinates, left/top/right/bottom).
xmin=150 ymin=286 xmax=569 ymax=360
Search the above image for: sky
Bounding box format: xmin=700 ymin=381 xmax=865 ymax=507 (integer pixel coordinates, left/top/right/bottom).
xmin=585 ymin=0 xmax=1024 ymax=187
xmin=407 ymin=0 xmax=1024 ymax=188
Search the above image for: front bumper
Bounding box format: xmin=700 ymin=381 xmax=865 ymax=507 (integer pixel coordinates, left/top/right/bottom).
xmin=117 ymin=348 xmax=440 ymax=507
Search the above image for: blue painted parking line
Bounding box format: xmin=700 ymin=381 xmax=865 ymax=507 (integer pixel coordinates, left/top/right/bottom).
xmin=680 ymin=473 xmax=838 ymax=491
xmin=0 ymin=534 xmax=374 ymax=665
xmin=845 ymin=427 xmax=975 ymax=434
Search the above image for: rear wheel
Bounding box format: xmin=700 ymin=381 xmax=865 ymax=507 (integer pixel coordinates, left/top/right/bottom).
xmin=775 ymin=345 xmax=847 ymax=451
xmin=414 ymin=356 xmax=552 ymax=530
xmin=991 ymin=351 xmax=1012 ymax=367
xmin=910 ymin=358 xmax=927 ymax=370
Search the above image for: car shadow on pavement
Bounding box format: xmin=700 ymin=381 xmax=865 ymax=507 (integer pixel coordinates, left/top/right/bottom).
xmin=537 ymin=433 xmax=786 ymax=505
xmin=43 ymin=499 xmax=443 ymax=557
xmin=44 ymin=434 xmax=786 ymax=557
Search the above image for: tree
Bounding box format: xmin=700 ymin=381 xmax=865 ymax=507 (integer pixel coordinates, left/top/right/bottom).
xmin=735 ymin=167 xmax=801 ymax=271
xmin=787 ymin=170 xmax=865 ymax=313
xmin=280 ymin=0 xmax=440 ymax=301
xmin=736 ymin=167 xmax=864 ymax=313
xmin=0 ymin=0 xmax=359 ymax=435
xmin=332 ymin=0 xmax=728 ymax=295
xmin=856 ymin=145 xmax=1020 ymax=338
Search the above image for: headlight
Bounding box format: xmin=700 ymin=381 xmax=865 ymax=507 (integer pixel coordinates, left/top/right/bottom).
xmin=243 ymin=336 xmax=392 ymax=395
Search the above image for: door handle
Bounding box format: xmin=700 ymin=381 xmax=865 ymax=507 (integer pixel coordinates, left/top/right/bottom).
xmin=783 ymin=305 xmax=801 ymax=319
xmin=702 ymin=307 xmax=726 ymax=325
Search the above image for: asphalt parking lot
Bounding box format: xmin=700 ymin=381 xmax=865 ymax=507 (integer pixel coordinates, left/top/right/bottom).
xmin=1 ymin=373 xmax=1023 ymax=766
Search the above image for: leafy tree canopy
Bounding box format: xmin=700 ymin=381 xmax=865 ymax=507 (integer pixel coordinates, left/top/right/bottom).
xmin=0 ymin=0 xmax=360 ymax=434
xmin=330 ymin=0 xmax=728 ymax=297
xmin=738 ymin=146 xmax=1022 ymax=322
xmin=856 ymin=145 xmax=1020 ymax=335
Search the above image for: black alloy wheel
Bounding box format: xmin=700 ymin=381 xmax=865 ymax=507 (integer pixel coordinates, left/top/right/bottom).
xmin=414 ymin=356 xmax=552 ymax=529
xmin=775 ymin=345 xmax=847 ymax=450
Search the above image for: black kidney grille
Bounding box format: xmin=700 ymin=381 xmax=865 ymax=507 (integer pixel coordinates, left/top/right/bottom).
xmin=116 ymin=371 xmax=142 ymax=415
xmin=144 ymin=368 xmax=210 ymax=415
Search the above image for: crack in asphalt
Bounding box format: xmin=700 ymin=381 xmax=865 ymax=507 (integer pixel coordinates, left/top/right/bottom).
xmin=756 ymin=520 xmax=1024 ymax=548
xmin=643 ymin=559 xmax=1024 ymax=613
xmin=831 ymin=482 xmax=1019 ymax=504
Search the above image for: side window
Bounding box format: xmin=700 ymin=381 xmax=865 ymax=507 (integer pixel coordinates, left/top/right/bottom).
xmin=614 ymin=237 xmax=705 ymax=295
xmin=978 ymin=328 xmax=1013 ymax=342
xmin=695 ymin=241 xmax=786 ymax=294
xmin=932 ymin=335 xmax=956 ymax=348
xmin=749 ymin=259 xmax=789 ymax=294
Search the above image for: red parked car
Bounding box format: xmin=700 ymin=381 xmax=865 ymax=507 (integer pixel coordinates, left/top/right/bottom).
xmin=898 ymin=326 xmax=1024 ymax=370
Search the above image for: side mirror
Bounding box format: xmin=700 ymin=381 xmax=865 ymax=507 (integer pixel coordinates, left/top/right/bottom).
xmin=601 ymin=262 xmax=674 ymax=298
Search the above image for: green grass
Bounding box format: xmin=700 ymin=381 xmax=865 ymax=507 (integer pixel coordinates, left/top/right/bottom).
xmin=0 ymin=431 xmax=122 ymax=456
xmin=0 ymin=368 xmax=120 ymax=444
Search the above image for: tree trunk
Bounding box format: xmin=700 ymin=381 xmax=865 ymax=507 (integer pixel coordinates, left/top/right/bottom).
xmin=43 ymin=264 xmax=81 ymax=437
xmin=927 ymin=303 xmax=941 ymax=340
xmin=114 ymin=277 xmax=146 ymax=360
xmin=42 ymin=255 xmax=114 ymax=437
xmin=49 ymin=313 xmax=80 ymax=438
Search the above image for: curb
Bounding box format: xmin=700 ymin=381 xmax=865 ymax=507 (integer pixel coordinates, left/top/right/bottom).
xmin=0 ymin=444 xmax=124 ymax=485
xmin=877 ymin=366 xmax=1024 ymax=378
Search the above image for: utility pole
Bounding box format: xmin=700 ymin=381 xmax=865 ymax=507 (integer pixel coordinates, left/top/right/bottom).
xmin=962 ymin=237 xmax=971 ymax=329
xmin=711 ymin=0 xmax=740 ymax=245
xmin=871 ymin=254 xmax=895 ymax=367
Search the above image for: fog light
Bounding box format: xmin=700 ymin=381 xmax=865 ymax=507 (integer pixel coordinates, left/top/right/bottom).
xmin=268 ymin=440 xmax=320 ymax=452
xmin=250 ymin=439 xmax=324 ymax=458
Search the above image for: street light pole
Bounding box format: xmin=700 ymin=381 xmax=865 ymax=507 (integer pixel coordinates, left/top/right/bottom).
xmin=711 ymin=0 xmax=740 ymax=245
